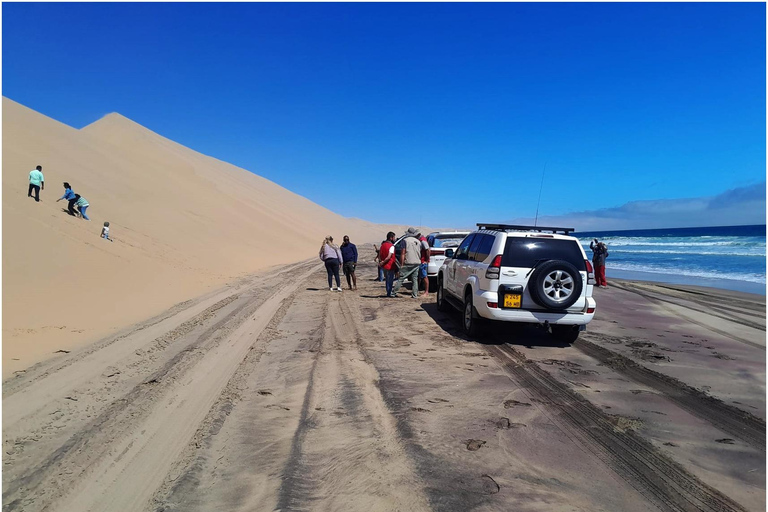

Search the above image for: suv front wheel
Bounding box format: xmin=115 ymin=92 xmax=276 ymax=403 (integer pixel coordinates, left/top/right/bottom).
xmin=462 ymin=292 xmax=482 ymax=337
xmin=436 ymin=278 xmax=449 ymax=312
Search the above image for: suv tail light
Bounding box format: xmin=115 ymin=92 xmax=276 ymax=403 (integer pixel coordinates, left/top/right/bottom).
xmin=585 ymin=260 xmax=596 ymax=285
xmin=486 ymin=255 xmax=502 ymax=279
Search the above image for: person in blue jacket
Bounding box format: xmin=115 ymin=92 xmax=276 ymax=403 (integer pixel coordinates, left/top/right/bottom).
xmin=340 ymin=235 xmax=358 ymax=291
xmin=56 ymin=182 xmax=77 ymax=216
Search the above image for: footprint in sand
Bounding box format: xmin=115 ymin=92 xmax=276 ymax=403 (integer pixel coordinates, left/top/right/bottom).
xmin=503 ymin=400 xmax=531 ymax=408
xmin=465 ymin=439 xmax=486 ymax=451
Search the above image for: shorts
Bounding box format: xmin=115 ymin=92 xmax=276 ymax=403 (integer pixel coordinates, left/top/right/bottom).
xmin=343 ymin=262 xmax=356 ymax=274
xmin=419 ymin=263 xmax=428 ymax=279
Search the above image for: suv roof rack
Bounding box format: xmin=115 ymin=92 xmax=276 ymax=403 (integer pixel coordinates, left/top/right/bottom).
xmin=476 ymin=223 xmax=574 ymax=235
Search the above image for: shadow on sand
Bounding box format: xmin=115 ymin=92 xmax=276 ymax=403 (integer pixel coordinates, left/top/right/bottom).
xmin=421 ymin=301 xmax=570 ymax=349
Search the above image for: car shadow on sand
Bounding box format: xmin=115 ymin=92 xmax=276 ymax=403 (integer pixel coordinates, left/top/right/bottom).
xmin=421 ymin=301 xmax=571 ymax=349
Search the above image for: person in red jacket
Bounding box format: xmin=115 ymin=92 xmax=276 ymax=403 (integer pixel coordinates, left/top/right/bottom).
xmin=378 ymin=231 xmax=397 ymax=297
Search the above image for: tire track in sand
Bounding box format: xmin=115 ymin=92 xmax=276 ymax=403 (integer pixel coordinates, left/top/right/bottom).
xmin=487 ymin=344 xmax=749 ymax=512
xmin=274 ymin=286 xmax=431 ymax=512
xmin=574 ymin=336 xmax=765 ymax=452
xmin=2 ymin=263 xmax=321 ymax=512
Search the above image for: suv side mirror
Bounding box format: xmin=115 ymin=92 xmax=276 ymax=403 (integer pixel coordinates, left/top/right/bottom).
xmin=444 ymin=249 xmax=455 ymax=258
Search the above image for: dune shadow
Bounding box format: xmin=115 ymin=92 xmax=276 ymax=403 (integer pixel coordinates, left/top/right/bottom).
xmin=421 ymin=301 xmax=570 ymax=348
xmin=305 ymin=288 xmax=323 ymax=291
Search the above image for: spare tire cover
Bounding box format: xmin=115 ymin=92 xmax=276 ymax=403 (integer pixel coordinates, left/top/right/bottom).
xmin=528 ymin=260 xmax=583 ymax=310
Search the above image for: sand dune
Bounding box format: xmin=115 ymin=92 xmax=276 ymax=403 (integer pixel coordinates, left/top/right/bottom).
xmin=2 ymin=97 xmax=397 ymax=375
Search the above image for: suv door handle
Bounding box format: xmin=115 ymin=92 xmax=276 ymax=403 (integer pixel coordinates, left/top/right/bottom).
xmin=503 ymin=270 xmax=518 ymax=276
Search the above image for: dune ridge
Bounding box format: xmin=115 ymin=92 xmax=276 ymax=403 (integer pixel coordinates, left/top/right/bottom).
xmin=2 ymin=97 xmax=396 ymax=375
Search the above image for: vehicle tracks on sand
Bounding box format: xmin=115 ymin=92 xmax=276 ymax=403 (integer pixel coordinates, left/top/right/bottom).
xmin=2 ymin=261 xmax=320 ymax=512
xmin=575 ymin=336 xmax=766 ymax=452
xmin=486 ymin=343 xmax=749 ymax=512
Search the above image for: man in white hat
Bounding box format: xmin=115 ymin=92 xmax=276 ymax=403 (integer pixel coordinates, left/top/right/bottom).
xmin=392 ymin=227 xmax=422 ymax=298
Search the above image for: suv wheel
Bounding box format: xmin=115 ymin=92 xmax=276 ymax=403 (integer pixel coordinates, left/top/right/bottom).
xmin=551 ymin=325 xmax=580 ymax=343
xmin=436 ymin=278 xmax=449 ymax=312
xmin=529 ymin=260 xmax=583 ymax=310
xmin=462 ymin=292 xmax=482 ymax=337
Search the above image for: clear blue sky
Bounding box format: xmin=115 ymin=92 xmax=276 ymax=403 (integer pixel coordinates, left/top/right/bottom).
xmin=3 ymin=2 xmax=765 ymax=230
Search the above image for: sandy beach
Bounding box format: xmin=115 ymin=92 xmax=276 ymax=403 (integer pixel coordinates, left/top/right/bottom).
xmin=2 ymin=97 xmax=398 ymax=376
xmin=3 ymin=252 xmax=764 ymax=512
xmin=3 ymin=99 xmax=765 ymax=512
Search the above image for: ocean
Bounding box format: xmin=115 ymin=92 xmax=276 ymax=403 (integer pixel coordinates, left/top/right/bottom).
xmin=574 ymin=225 xmax=766 ymax=295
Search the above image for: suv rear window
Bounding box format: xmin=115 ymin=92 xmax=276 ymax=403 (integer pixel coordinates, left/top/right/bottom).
xmin=432 ymin=235 xmax=465 ymax=248
xmin=501 ymin=238 xmax=585 ymax=270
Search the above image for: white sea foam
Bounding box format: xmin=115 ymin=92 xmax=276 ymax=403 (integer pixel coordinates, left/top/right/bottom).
xmin=607 ymin=262 xmax=766 ymax=284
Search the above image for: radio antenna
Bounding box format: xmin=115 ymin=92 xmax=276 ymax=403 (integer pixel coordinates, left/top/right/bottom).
xmin=533 ymin=162 xmax=547 ymax=227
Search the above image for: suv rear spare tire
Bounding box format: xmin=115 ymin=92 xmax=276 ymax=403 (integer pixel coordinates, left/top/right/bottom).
xmin=529 ymin=260 xmax=583 ymax=310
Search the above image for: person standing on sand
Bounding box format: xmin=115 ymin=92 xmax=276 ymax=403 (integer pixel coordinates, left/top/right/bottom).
xmin=56 ymin=182 xmax=78 ymax=216
xmin=418 ymin=232 xmax=431 ymax=296
xmin=373 ymin=242 xmax=386 ymax=281
xmin=28 ymin=165 xmax=45 ymax=202
xmin=340 ymin=235 xmax=358 ymax=290
xmin=74 ymin=194 xmax=90 ymax=221
xmin=392 ymin=227 xmax=422 ymax=298
xmin=378 ymin=232 xmax=397 ymax=297
xmin=590 ymin=239 xmax=609 ymax=288
xmin=320 ymin=236 xmax=344 ymax=291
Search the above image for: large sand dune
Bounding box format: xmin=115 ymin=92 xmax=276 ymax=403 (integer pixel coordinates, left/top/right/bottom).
xmin=2 ymin=97 xmax=392 ymax=375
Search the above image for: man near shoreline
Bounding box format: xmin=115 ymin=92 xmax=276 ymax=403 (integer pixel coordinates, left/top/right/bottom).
xmin=590 ymin=239 xmax=609 ymax=288
xmin=392 ymin=227 xmax=422 ymax=298
xmin=28 ymin=165 xmax=45 ymax=202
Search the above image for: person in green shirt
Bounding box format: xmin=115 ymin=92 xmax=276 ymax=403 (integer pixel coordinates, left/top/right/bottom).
xmin=74 ymin=194 xmax=90 ymax=221
xmin=28 ymin=165 xmax=45 ymax=202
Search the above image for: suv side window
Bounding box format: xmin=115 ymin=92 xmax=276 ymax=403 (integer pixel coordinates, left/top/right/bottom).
xmin=469 ymin=234 xmax=495 ymax=262
xmin=454 ymin=234 xmax=475 ymax=260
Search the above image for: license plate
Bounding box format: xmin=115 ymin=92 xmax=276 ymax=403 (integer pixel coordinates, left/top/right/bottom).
xmin=503 ymin=294 xmax=521 ymax=308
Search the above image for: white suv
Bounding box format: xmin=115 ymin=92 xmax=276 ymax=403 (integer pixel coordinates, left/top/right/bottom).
xmin=436 ymin=224 xmax=596 ymax=342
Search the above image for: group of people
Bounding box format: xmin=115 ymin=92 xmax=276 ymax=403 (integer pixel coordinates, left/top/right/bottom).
xmin=319 ymin=227 xmax=430 ymax=298
xmin=28 ymin=165 xmax=112 ymax=241
xmin=319 ymin=235 xmax=358 ymax=291
xmin=55 ymin=181 xmax=91 ymax=220
xmin=375 ymin=227 xmax=430 ymax=298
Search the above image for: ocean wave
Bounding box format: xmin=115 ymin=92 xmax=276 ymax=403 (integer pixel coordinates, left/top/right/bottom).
xmin=586 ymin=239 xmax=764 ymax=248
xmin=608 ymin=249 xmax=766 ymax=257
xmin=607 ymin=262 xmax=766 ymax=284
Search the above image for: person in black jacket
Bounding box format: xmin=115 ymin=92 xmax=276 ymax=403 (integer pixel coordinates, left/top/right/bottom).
xmin=340 ymin=235 xmax=358 ymax=290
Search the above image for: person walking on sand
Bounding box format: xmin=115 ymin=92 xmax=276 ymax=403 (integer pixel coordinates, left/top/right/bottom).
xmin=28 ymin=165 xmax=45 ymax=202
xmin=56 ymin=182 xmax=78 ymax=216
xmin=590 ymin=238 xmax=609 ymax=288
xmin=392 ymin=227 xmax=422 ymax=298
xmin=378 ymin=232 xmax=397 ymax=297
xmin=418 ymin=231 xmax=431 ymax=296
xmin=74 ymin=194 xmax=90 ymax=220
xmin=340 ymin=235 xmax=358 ymax=290
xmin=320 ymin=236 xmax=343 ymax=291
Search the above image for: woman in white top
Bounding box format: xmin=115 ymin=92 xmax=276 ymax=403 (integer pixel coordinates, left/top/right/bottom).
xmin=319 ymin=236 xmax=343 ymax=291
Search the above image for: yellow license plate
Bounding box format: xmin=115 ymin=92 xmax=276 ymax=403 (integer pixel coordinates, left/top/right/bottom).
xmin=503 ymin=294 xmax=521 ymax=308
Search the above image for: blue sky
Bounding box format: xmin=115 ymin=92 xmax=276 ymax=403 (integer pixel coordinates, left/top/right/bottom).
xmin=3 ymin=2 xmax=765 ymax=230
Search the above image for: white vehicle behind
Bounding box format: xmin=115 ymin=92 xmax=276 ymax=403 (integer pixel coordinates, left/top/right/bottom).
xmin=426 ymin=231 xmax=471 ymax=279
